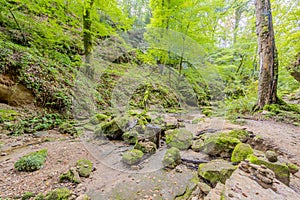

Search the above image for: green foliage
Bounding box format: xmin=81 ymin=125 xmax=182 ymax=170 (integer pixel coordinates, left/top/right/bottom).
xmin=0 ymin=109 xmax=19 ymax=123
xmin=14 ymin=149 xmax=48 ymax=172
xmin=5 ymin=113 xmax=65 ymax=135
xmin=22 ymin=192 xmax=35 ymax=200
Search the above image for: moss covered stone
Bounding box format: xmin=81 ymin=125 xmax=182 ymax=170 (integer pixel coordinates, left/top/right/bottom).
xmin=134 ymin=141 xmax=156 ymax=154
xmin=166 ymin=128 xmax=193 ymax=150
xmin=202 ymin=135 xmax=241 ymax=156
xmin=89 ymin=114 xmax=109 ymax=125
xmin=191 ymin=139 xmax=204 ymax=152
xmin=14 ymin=149 xmax=48 ymax=172
xmin=94 ymin=119 xmax=123 ymax=140
xmin=231 ymin=143 xmax=253 ymax=163
xmin=265 ymin=150 xmax=278 ymax=162
xmin=162 ymin=147 xmax=181 ymax=169
xmin=287 ymin=163 xmax=299 ymax=174
xmin=122 ymin=149 xmax=144 ymax=165
xmin=44 ymin=188 xmax=71 ymax=200
xmin=198 ymin=159 xmax=236 ymax=186
xmin=123 ymin=130 xmax=138 ymax=144
xmin=247 ymin=154 xmax=290 ymax=185
xmin=76 ymin=159 xmax=93 ymax=177
xmin=60 ymin=167 xmax=81 ymax=183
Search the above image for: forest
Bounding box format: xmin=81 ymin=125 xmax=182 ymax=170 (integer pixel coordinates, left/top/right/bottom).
xmin=0 ymin=0 xmax=299 ymax=199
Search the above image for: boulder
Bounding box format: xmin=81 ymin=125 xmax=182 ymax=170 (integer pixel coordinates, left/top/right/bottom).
xmin=60 ymin=167 xmax=81 ymax=183
xmin=198 ymin=159 xmax=236 ymax=186
xmin=166 ymin=128 xmax=193 ymax=150
xmin=76 ymin=159 xmax=93 ymax=177
xmin=191 ymin=139 xmax=204 ymax=152
xmin=134 ymin=141 xmax=156 ymax=154
xmin=247 ymin=154 xmax=290 ymax=185
xmin=123 ymin=130 xmax=138 ymax=144
xmin=265 ymin=150 xmax=278 ymax=162
xmin=122 ymin=149 xmax=144 ymax=165
xmin=89 ymin=114 xmax=109 ymax=125
xmin=163 ymin=147 xmax=181 ymax=169
xmin=231 ymin=143 xmax=253 ymax=163
xmin=202 ymin=134 xmax=241 ymax=156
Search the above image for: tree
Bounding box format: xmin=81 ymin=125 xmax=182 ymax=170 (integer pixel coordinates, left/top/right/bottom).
xmin=255 ymin=0 xmax=278 ymax=109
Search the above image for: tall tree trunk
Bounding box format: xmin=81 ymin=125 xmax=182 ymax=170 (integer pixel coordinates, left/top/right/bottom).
xmin=83 ymin=0 xmax=94 ymax=79
xmin=255 ymin=0 xmax=278 ymax=109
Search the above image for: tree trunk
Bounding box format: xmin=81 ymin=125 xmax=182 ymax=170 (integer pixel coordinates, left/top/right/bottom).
xmin=83 ymin=0 xmax=94 ymax=79
xmin=255 ymin=0 xmax=278 ymax=109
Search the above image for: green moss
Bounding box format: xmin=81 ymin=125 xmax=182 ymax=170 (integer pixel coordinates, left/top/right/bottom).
xmin=22 ymin=191 xmax=35 ymax=200
xmin=122 ymin=149 xmax=144 ymax=165
xmin=134 ymin=141 xmax=156 ymax=154
xmin=165 ymin=129 xmax=193 ymax=150
xmin=220 ymin=129 xmax=250 ymax=141
xmin=123 ymin=131 xmax=138 ymax=144
xmin=76 ymin=159 xmax=93 ymax=177
xmin=287 ymin=163 xmax=299 ymax=174
xmin=59 ymin=169 xmax=81 ymax=184
xmin=198 ymin=160 xmax=236 ymax=186
xmin=202 ymin=135 xmax=241 ymax=156
xmin=34 ymin=193 xmax=44 ymax=200
xmin=162 ymin=147 xmax=181 ymax=169
xmin=191 ymin=118 xmax=204 ymax=124
xmin=247 ymin=155 xmax=290 ymax=185
xmin=44 ymin=188 xmax=71 ymax=200
xmin=59 ymin=122 xmax=77 ymax=135
xmin=231 ymin=143 xmax=253 ymax=163
xmin=89 ymin=114 xmax=109 ymax=125
xmin=14 ymin=149 xmax=48 ymax=172
xmin=0 ymin=109 xmax=19 ymax=122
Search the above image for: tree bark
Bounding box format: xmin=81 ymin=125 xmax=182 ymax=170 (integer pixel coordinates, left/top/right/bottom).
xmin=83 ymin=0 xmax=94 ymax=79
xmin=255 ymin=0 xmax=278 ymax=109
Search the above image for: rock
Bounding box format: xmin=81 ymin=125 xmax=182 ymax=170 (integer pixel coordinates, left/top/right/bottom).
xmin=143 ymin=124 xmax=161 ymax=147
xmin=122 ymin=149 xmax=144 ymax=165
xmin=162 ymin=147 xmax=181 ymax=169
xmin=231 ymin=143 xmax=253 ymax=163
xmin=201 ymin=134 xmax=241 ymax=156
xmin=44 ymin=187 xmax=71 ymax=200
xmin=76 ymin=159 xmax=93 ymax=177
xmin=76 ymin=194 xmax=90 ymax=200
xmin=60 ymin=167 xmax=81 ymax=183
xmin=191 ymin=139 xmax=204 ymax=152
xmin=123 ymin=130 xmax=139 ymax=144
xmin=247 ymin=154 xmax=290 ymax=185
xmin=198 ymin=159 xmax=236 ymax=186
xmin=287 ymin=162 xmax=299 ymax=174
xmin=198 ymin=182 xmax=211 ymax=195
xmin=94 ymin=119 xmax=123 ymax=140
xmin=265 ymin=150 xmax=278 ymax=162
xmin=166 ymin=128 xmax=193 ymax=150
xmin=134 ymin=141 xmax=156 ymax=154
xmin=204 ymin=182 xmax=225 ymax=200
xmin=215 ymin=169 xmax=300 ymax=200
xmin=89 ymin=114 xmax=109 ymax=125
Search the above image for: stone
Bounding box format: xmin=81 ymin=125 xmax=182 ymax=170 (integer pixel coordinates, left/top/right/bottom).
xmin=166 ymin=128 xmax=193 ymax=150
xmin=231 ymin=143 xmax=253 ymax=163
xmin=76 ymin=194 xmax=90 ymax=200
xmin=134 ymin=141 xmax=156 ymax=154
xmin=198 ymin=159 xmax=236 ymax=186
xmin=76 ymin=159 xmax=93 ymax=177
xmin=94 ymin=119 xmax=123 ymax=140
xmin=122 ymin=149 xmax=144 ymax=165
xmin=202 ymin=134 xmax=241 ymax=156
xmin=265 ymin=150 xmax=278 ymax=162
xmin=123 ymin=130 xmax=139 ymax=144
xmin=60 ymin=167 xmax=81 ymax=183
xmin=287 ymin=162 xmax=299 ymax=174
xmin=162 ymin=147 xmax=181 ymax=169
xmin=191 ymin=139 xmax=204 ymax=152
xmin=89 ymin=114 xmax=109 ymax=125
xmin=247 ymin=154 xmax=290 ymax=185
xmin=198 ymin=182 xmax=211 ymax=195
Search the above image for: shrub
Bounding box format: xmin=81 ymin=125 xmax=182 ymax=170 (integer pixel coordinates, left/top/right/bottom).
xmin=14 ymin=149 xmax=48 ymax=172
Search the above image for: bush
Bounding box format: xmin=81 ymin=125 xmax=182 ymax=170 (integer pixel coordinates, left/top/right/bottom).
xmin=14 ymin=149 xmax=48 ymax=172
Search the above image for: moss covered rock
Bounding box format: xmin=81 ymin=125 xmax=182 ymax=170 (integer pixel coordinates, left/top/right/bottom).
xmin=287 ymin=163 xmax=299 ymax=174
xmin=166 ymin=129 xmax=193 ymax=150
xmin=122 ymin=149 xmax=144 ymax=165
xmin=60 ymin=167 xmax=81 ymax=183
xmin=14 ymin=149 xmax=48 ymax=172
xmin=162 ymin=147 xmax=181 ymax=169
xmin=123 ymin=130 xmax=139 ymax=144
xmin=89 ymin=114 xmax=109 ymax=125
xmin=231 ymin=143 xmax=253 ymax=163
xmin=191 ymin=139 xmax=204 ymax=152
xmin=202 ymin=134 xmax=241 ymax=156
xmin=94 ymin=119 xmax=123 ymax=140
xmin=134 ymin=141 xmax=156 ymax=154
xmin=265 ymin=150 xmax=278 ymax=162
xmin=76 ymin=159 xmax=93 ymax=177
xmin=247 ymin=154 xmax=290 ymax=185
xmin=198 ymin=159 xmax=236 ymax=186
xmin=44 ymin=188 xmax=71 ymax=200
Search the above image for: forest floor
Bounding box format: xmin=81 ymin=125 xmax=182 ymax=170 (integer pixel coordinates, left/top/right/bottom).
xmin=0 ymin=106 xmax=299 ymax=199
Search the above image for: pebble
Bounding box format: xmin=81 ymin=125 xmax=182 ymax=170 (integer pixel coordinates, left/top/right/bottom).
xmin=1 ymin=152 xmax=8 ymax=156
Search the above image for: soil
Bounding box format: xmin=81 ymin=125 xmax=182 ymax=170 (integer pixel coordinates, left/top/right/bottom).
xmin=0 ymin=108 xmax=299 ymax=199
